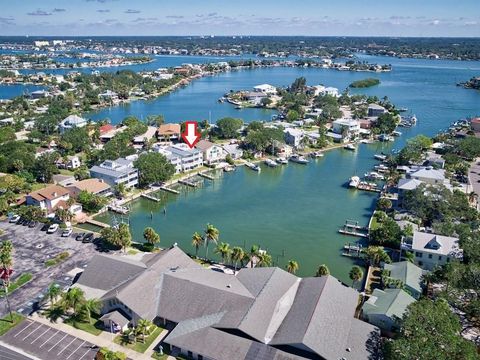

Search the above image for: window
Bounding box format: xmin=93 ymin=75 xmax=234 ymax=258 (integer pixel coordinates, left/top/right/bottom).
xmin=438 ymin=256 xmax=442 ymax=261
xmin=188 ymin=351 xmax=193 ymax=358
xmin=428 ymin=254 xmax=433 ymax=259
xmin=198 ymin=355 xmax=203 ymax=360
xmin=415 ymin=252 xmax=423 ymax=258
xmin=447 ymin=257 xmax=450 ymax=263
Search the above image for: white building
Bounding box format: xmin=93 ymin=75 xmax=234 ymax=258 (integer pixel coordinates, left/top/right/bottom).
xmin=89 ymin=156 xmax=139 ymax=189
xmin=313 ymin=85 xmax=339 ymax=97
xmin=253 ymin=84 xmax=277 ymax=95
xmin=25 ymin=184 xmax=71 ymax=214
xmin=154 ymin=144 xmax=203 ymax=173
xmin=59 ymin=115 xmax=87 ymax=134
xmin=195 ymin=140 xmax=226 ymax=165
xmin=284 ymin=128 xmax=304 ymax=147
xmin=402 ymin=231 xmax=463 ymax=270
xmin=222 ymin=144 xmax=244 ymax=160
xmin=407 ymin=167 xmax=447 ymax=186
xmin=368 ymin=104 xmax=387 ymax=117
xmin=332 ymin=118 xmax=360 ymax=138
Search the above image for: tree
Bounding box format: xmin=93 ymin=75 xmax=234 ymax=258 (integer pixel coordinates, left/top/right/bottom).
xmin=257 ymin=252 xmax=272 ymax=267
xmin=0 ymin=240 xmax=13 ymax=320
xmin=47 ymin=283 xmax=61 ymax=305
xmin=117 ymin=223 xmax=132 ymax=253
xmin=136 ymin=319 xmax=153 ymax=343
xmin=143 ymin=227 xmax=160 ymax=247
xmin=286 ymin=109 xmax=300 ymax=123
xmin=369 ymin=218 xmax=403 ymax=248
xmin=377 ymin=198 xmax=392 ymax=211
xmin=215 ymin=118 xmax=243 ymax=139
xmin=349 ymin=266 xmax=363 ymax=287
xmin=97 ymin=347 xmax=127 ymax=360
xmin=33 ymin=153 xmax=59 ymax=183
xmin=384 ymin=299 xmax=478 ymax=360
xmin=60 ymin=127 xmax=91 ymax=154
xmin=248 ymin=245 xmax=260 ymax=268
xmin=231 ymin=247 xmax=245 ymax=274
xmin=364 ymin=246 xmax=392 ymax=266
xmin=114 ymin=183 xmax=127 ymax=198
xmin=62 ymin=287 xmax=85 ymax=316
xmin=286 ymin=260 xmax=299 ymax=274
xmin=214 ymin=242 xmax=231 ymax=264
xmin=77 ymin=190 xmax=108 ymax=213
xmin=316 ymin=264 xmax=330 ymax=277
xmin=204 ymin=223 xmax=219 ymax=259
xmin=134 ymin=152 xmax=175 ymax=188
xmin=191 ymin=232 xmax=203 ymax=258
xmin=146 ymin=114 xmax=165 ymax=127
xmin=82 ymin=298 xmax=101 ymax=323
xmin=55 ymin=207 xmax=73 ymax=223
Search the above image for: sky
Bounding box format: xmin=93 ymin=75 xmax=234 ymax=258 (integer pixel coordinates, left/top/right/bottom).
xmin=0 ymin=0 xmax=479 ymax=37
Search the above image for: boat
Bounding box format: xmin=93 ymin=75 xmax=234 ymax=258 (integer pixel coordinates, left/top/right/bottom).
xmin=392 ymin=130 xmax=402 ymax=136
xmin=398 ymin=107 xmax=408 ymax=112
xmin=378 ymin=134 xmax=394 ymax=142
xmin=374 ymin=154 xmax=387 ymax=161
xmin=235 ymin=105 xmax=243 ymax=109
xmin=360 ymin=139 xmax=373 ymax=144
xmin=349 ymin=176 xmax=360 ymax=188
xmin=310 ymin=151 xmax=324 ymax=158
xmin=276 ymin=157 xmax=288 ymax=165
xmin=264 ymin=159 xmax=279 ymax=167
xmin=344 ymin=143 xmax=356 ymax=151
xmin=364 ymin=171 xmax=384 ymax=180
xmin=245 ymin=162 xmax=261 ymax=172
xmin=398 ymin=114 xmax=417 ymax=127
xmin=289 ymin=154 xmax=309 ymax=164
xmin=344 ymin=244 xmax=362 ymax=252
xmin=223 ymin=165 xmax=235 ymax=172
xmin=218 ymin=97 xmax=225 ymax=103
xmin=374 ymin=164 xmax=389 ymax=173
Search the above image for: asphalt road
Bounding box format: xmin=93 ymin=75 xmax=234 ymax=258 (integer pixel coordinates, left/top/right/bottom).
xmin=0 ymin=343 xmax=34 ymax=360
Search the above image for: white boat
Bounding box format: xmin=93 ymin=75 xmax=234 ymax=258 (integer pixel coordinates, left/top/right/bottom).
xmin=392 ymin=130 xmax=402 ymax=136
xmin=344 ymin=244 xmax=362 ymax=251
xmin=364 ymin=171 xmax=384 ymax=180
xmin=223 ymin=165 xmax=235 ymax=172
xmin=289 ymin=154 xmax=309 ymax=164
xmin=374 ymin=154 xmax=387 ymax=161
xmin=360 ymin=139 xmax=373 ymax=144
xmin=344 ymin=144 xmax=356 ymax=151
xmin=378 ymin=134 xmax=394 ymax=142
xmin=245 ymin=162 xmax=261 ymax=172
xmin=374 ymin=164 xmax=389 ymax=173
xmin=349 ymin=176 xmax=360 ymax=188
xmin=264 ymin=159 xmax=279 ymax=167
xmin=276 ymin=157 xmax=288 ymax=164
xmin=310 ymin=151 xmax=324 ymax=158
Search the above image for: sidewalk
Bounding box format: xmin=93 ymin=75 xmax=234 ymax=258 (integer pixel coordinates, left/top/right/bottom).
xmin=30 ymin=313 xmax=155 ymax=360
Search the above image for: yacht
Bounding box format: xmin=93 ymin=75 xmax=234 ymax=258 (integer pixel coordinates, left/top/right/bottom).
xmin=364 ymin=171 xmax=384 ymax=180
xmin=245 ymin=162 xmax=261 ymax=172
xmin=223 ymin=165 xmax=235 ymax=172
xmin=264 ymin=159 xmax=279 ymax=167
xmin=349 ymin=176 xmax=360 ymax=188
xmin=344 ymin=244 xmax=362 ymax=252
xmin=392 ymin=130 xmax=402 ymax=137
xmin=289 ymin=154 xmax=309 ymax=164
xmin=344 ymin=143 xmax=356 ymax=151
xmin=310 ymin=151 xmax=324 ymax=158
xmin=276 ymin=157 xmax=288 ymax=165
xmin=374 ymin=154 xmax=387 ymax=161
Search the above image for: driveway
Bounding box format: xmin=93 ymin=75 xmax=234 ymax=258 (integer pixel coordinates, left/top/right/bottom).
xmin=0 ymin=221 xmax=116 ymax=319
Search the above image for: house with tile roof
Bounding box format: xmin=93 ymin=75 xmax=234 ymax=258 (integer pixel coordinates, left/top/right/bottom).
xmin=25 ymin=184 xmax=71 ymax=214
xmin=157 ymin=124 xmax=181 ymax=143
xmin=75 ymin=246 xmax=381 ymax=360
xmin=67 ymin=178 xmax=112 ymax=198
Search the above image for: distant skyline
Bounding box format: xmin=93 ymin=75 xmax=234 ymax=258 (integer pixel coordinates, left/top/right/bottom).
xmin=0 ymin=0 xmax=479 ymax=37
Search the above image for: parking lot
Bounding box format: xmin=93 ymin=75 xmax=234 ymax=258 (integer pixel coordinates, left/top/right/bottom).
xmin=2 ymin=319 xmax=98 ymax=360
xmin=0 ymin=220 xmax=115 ymax=319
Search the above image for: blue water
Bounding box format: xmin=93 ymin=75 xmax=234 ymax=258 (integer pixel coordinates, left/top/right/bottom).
xmin=0 ymin=84 xmax=45 ymax=100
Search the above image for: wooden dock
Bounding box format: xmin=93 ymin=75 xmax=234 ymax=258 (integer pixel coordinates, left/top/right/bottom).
xmin=338 ymin=229 xmax=369 ymax=238
xmin=83 ymin=219 xmax=110 ymax=229
xmin=141 ymin=193 xmax=161 ymax=202
xmin=108 ymin=205 xmax=129 ymax=214
xmin=160 ymin=186 xmax=179 ymax=194
xmin=199 ymin=172 xmax=215 ymax=180
xmin=179 ymin=179 xmax=198 ymax=187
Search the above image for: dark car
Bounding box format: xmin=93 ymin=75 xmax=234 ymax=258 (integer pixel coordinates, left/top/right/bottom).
xmin=28 ymin=220 xmax=38 ymax=228
xmin=16 ymin=217 xmax=26 ymax=225
xmin=22 ymin=218 xmax=30 ymax=226
xmin=75 ymin=233 xmax=86 ymax=241
xmin=40 ymin=223 xmax=50 ymax=231
xmin=82 ymin=233 xmax=94 ymax=243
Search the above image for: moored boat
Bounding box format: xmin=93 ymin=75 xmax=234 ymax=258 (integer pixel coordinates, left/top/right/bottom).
xmin=310 ymin=151 xmax=324 ymax=158
xmin=349 ymin=176 xmax=360 ymax=188
xmin=264 ymin=159 xmax=279 ymax=167
xmin=276 ymin=157 xmax=288 ymax=164
xmin=364 ymin=171 xmax=384 ymax=180
xmin=289 ymin=154 xmax=309 ymax=164
xmin=344 ymin=143 xmax=356 ymax=151
xmin=374 ymin=154 xmax=387 ymax=161
xmin=245 ymin=162 xmax=261 ymax=172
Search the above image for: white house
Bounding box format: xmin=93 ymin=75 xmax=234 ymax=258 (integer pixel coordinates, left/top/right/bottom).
xmin=154 ymin=144 xmax=203 ymax=173
xmin=402 ymin=231 xmax=463 ymax=270
xmin=195 ymin=140 xmax=226 ymax=165
xmin=222 ymin=144 xmax=243 ymax=160
xmin=407 ymin=167 xmax=447 ymax=186
xmin=368 ymin=104 xmax=387 ymax=117
xmin=284 ymin=128 xmax=304 ymax=147
xmin=253 ymin=84 xmax=276 ymax=95
xmin=89 ymin=156 xmax=139 ymax=189
xmin=332 ymin=118 xmax=360 ymax=139
xmin=25 ymin=184 xmax=71 ymax=214
xmin=59 ymin=115 xmax=87 ymax=134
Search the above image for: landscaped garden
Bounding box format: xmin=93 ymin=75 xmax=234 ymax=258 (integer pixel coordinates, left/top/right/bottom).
xmin=114 ymin=320 xmax=164 ymax=353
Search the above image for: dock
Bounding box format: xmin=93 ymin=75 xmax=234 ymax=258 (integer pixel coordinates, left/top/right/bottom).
xmin=338 ymin=229 xmax=369 ymax=238
xmin=159 ymin=186 xmax=179 ymax=194
xmin=108 ymin=205 xmax=129 ymax=214
xmin=338 ymin=220 xmax=369 ymax=238
xmin=82 ymin=219 xmax=109 ymax=229
xmin=179 ymin=179 xmax=198 ymax=187
xmin=141 ymin=193 xmax=162 ymax=202
xmin=199 ymin=172 xmax=215 ymax=181
xmin=357 ymin=183 xmax=381 ymax=193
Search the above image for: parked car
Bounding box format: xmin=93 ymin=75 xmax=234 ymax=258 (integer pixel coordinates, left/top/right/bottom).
xmin=16 ymin=217 xmax=26 ymax=225
xmin=75 ymin=233 xmax=86 ymax=242
xmin=9 ymin=215 xmax=20 ymax=223
xmin=28 ymin=220 xmax=38 ymax=228
xmin=40 ymin=223 xmax=50 ymax=231
xmin=62 ymin=228 xmax=73 ymax=237
xmin=82 ymin=233 xmax=95 ymax=243
xmin=22 ymin=218 xmax=30 ymax=226
xmin=47 ymin=224 xmax=59 ymax=234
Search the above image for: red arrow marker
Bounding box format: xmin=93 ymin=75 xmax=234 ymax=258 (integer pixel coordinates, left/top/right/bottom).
xmin=181 ymin=121 xmax=201 ymax=148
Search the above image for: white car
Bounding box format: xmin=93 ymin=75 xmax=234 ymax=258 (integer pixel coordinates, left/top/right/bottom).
xmin=61 ymin=228 xmax=73 ymax=237
xmin=9 ymin=215 xmax=20 ymax=223
xmin=47 ymin=224 xmax=59 ymax=234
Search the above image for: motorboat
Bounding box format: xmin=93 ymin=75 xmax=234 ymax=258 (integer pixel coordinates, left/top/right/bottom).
xmin=374 ymin=154 xmax=387 ymax=161
xmin=264 ymin=159 xmax=279 ymax=167
xmin=344 ymin=143 xmax=356 ymax=151
xmin=276 ymin=157 xmax=288 ymax=164
xmin=364 ymin=171 xmax=384 ymax=180
xmin=245 ymin=162 xmax=261 ymax=172
xmin=289 ymin=154 xmax=309 ymax=164
xmin=310 ymin=151 xmax=324 ymax=158
xmin=349 ymin=176 xmax=360 ymax=188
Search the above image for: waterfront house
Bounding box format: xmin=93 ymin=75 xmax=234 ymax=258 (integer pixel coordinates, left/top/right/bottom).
xmin=99 ymin=124 xmax=115 ymax=136
xmin=157 ymin=124 xmax=181 ymax=144
xmin=407 ymin=167 xmax=447 ymax=186
xmin=56 ymin=155 xmax=81 ymax=170
xmin=397 ymin=178 xmax=423 ymax=206
xmin=284 ymin=128 xmax=304 ymax=147
xmin=67 ymin=179 xmax=112 ymax=198
xmin=383 ymin=261 xmax=425 ymax=299
xmin=195 ymin=140 xmax=226 ymax=165
xmin=154 ymin=143 xmax=203 ymax=173
xmin=25 ymin=184 xmax=71 ymax=214
xmin=332 ymin=118 xmax=360 ymax=139
xmin=313 ymin=85 xmax=340 ymax=97
xmin=222 ymin=143 xmax=243 ymax=160
xmin=401 ymin=231 xmax=463 ymax=270
xmin=98 ymin=90 xmax=118 ymax=101
xmin=89 ymin=156 xmax=139 ymax=189
xmin=30 ymin=90 xmax=50 ymax=99
xmin=361 ymin=288 xmax=416 ymax=332
xmin=253 ymin=84 xmax=277 ymax=95
xmin=74 ymin=245 xmax=380 ymax=360
xmin=59 ymin=115 xmax=88 ymax=134
xmin=99 ymin=126 xmax=127 ymax=143
xmin=367 ymin=104 xmax=387 ymax=117
xmin=132 ymin=126 xmax=157 ymax=147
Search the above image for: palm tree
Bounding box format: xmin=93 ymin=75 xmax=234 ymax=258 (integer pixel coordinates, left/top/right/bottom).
xmin=204 ymin=224 xmax=219 ymax=259
xmin=248 ymin=245 xmax=260 ymax=268
xmin=403 ymin=250 xmax=415 ymax=263
xmin=257 ymin=252 xmax=272 ymax=267
xmin=364 ymin=246 xmax=391 ymax=266
xmin=231 ymin=247 xmax=245 ymax=274
xmin=349 ymin=266 xmax=363 ymax=288
xmin=214 ymin=242 xmax=231 ymax=264
xmin=136 ymin=319 xmax=152 ymax=343
xmin=191 ymin=232 xmax=203 ymax=258
xmin=286 ymin=260 xmax=299 ymax=274
xmin=83 ymin=298 xmax=101 ymax=323
xmin=316 ymin=264 xmax=330 ymax=277
xmin=143 ymin=227 xmax=160 ymax=247
xmin=47 ymin=283 xmax=61 ymax=305
xmin=63 ymin=287 xmax=85 ymax=316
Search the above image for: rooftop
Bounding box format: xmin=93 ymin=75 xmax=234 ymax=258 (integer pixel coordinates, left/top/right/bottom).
xmin=158 ymin=123 xmax=181 ymax=136
xmin=68 ymin=179 xmax=111 ymax=194
xmin=362 ymin=288 xmax=416 ymax=319
xmin=28 ymin=184 xmax=69 ymax=202
xmin=383 ymin=261 xmax=424 ymax=295
xmin=411 ymin=231 xmax=463 ymax=257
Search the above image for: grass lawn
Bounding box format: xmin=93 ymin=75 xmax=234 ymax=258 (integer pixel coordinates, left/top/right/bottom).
xmin=115 ymin=326 xmax=163 ymax=353
xmin=64 ymin=315 xmax=103 ymax=336
xmin=58 ymin=169 xmax=75 ymax=176
xmin=0 ymin=313 xmax=25 ymax=336
xmin=0 ymin=273 xmax=33 ymax=297
xmin=369 ymin=211 xmax=382 ymax=231
xmin=45 ymin=251 xmax=70 ymax=267
xmin=31 ymin=183 xmax=48 ymax=191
